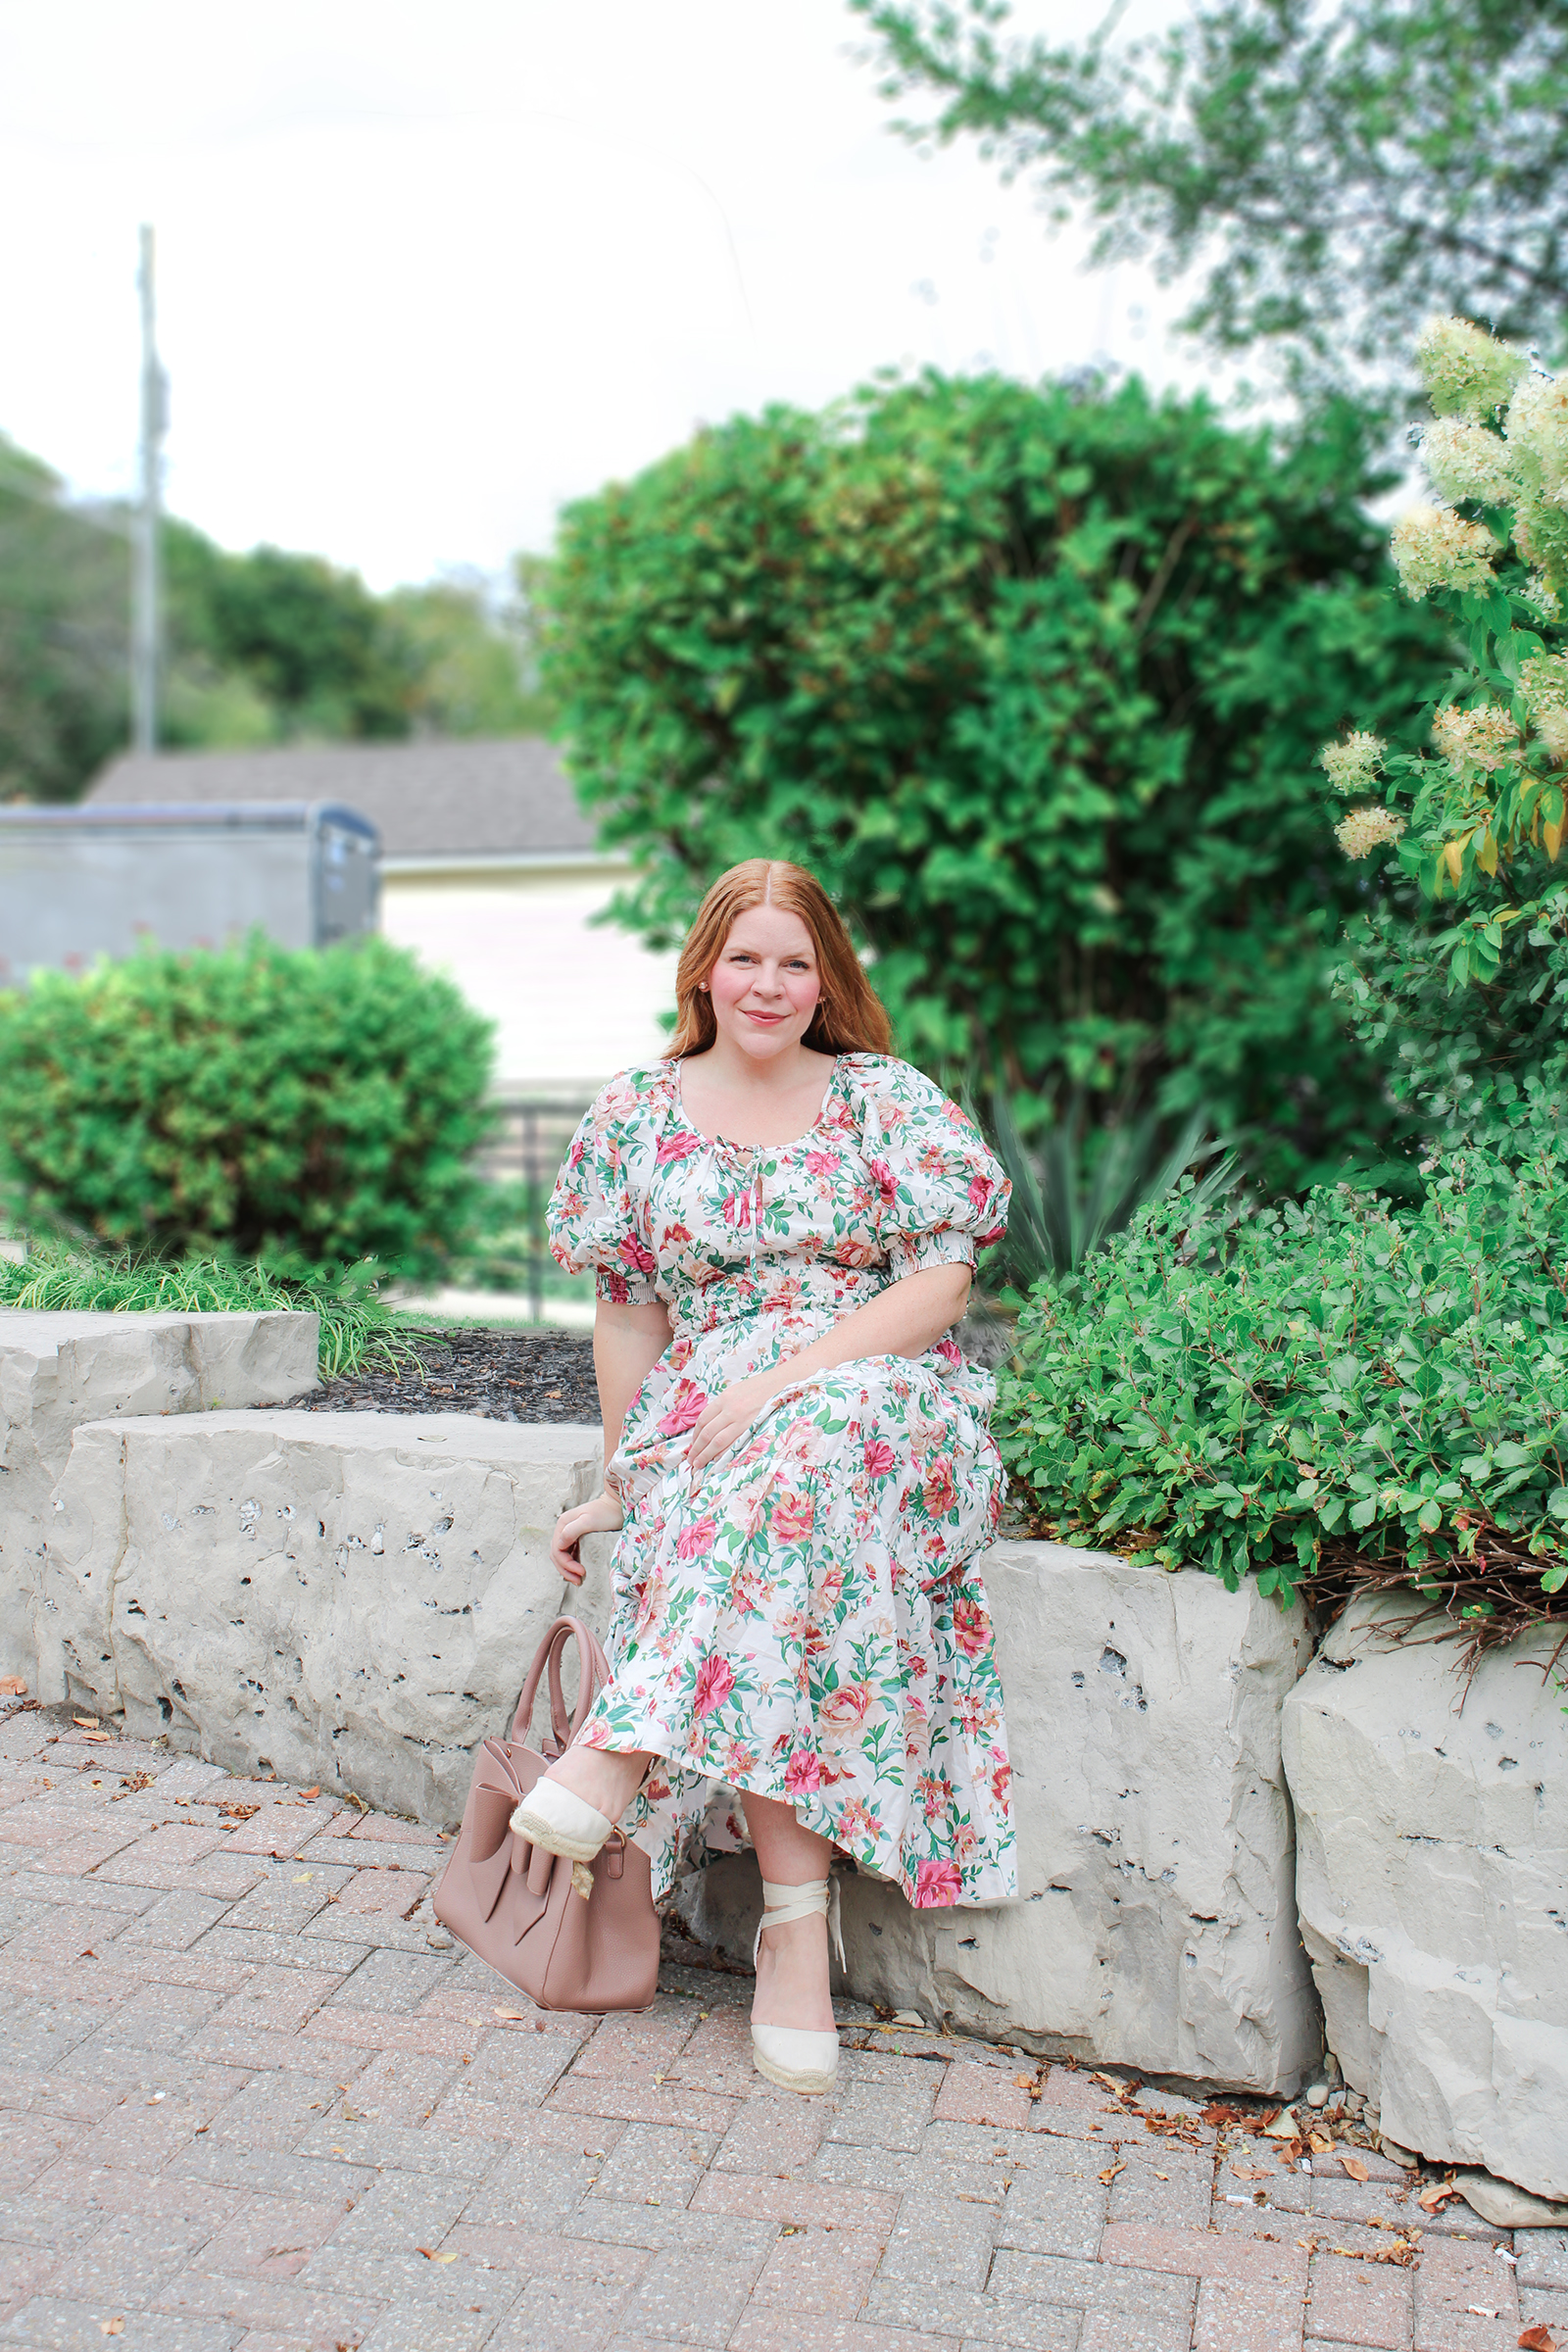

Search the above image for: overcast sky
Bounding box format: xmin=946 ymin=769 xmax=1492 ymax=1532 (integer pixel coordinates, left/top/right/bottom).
xmin=0 ymin=0 xmax=1199 ymax=590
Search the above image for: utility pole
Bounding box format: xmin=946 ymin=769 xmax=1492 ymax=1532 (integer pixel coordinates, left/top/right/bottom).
xmin=131 ymin=223 xmax=167 ymax=755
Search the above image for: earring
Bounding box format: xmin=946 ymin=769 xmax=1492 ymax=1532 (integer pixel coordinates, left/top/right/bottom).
xmin=699 ymin=983 xmax=710 ymax=992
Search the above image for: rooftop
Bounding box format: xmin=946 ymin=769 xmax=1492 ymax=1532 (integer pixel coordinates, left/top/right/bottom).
xmin=87 ymin=736 xmax=595 ymax=861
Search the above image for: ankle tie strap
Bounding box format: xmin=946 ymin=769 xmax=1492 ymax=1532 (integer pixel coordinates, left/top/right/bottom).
xmin=756 ymin=1876 xmax=846 ymax=1971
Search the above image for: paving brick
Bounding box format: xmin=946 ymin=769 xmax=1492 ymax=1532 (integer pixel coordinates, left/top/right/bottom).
xmin=0 ymin=2298 xmax=241 ymax=2351
xmin=422 ymin=2028 xmax=577 ymax=2134
xmin=587 ymin=2121 xmax=723 ymax=2212
xmin=194 ymin=1928 xmax=376 ymax=1976
xmin=808 ymin=2139 xmax=920 ymax=2196
xmin=219 ymin=1867 xmax=354 ymax=1936
xmin=46 ymin=2208 xmax=216 ymax=2304
xmin=293 ymin=2119 xmax=503 ymax=2179
xmin=0 ymin=2239 xmax=64 ymax=2319
xmin=1516 ymin=2229 xmax=1568 ymax=2291
xmin=1413 ymin=2235 xmax=1521 ymax=2350
xmin=95 ymin=1849 xmax=269 ymax=1902
xmin=221 ymin=1807 xmax=334 ymax=1858
xmin=748 ymin=2222 xmax=884 ymax=2316
xmin=299 ymin=2010 xmax=482 ymax=2062
xmin=355 ymin=2305 xmax=511 ymax=2352
xmin=711 ymin=2082 xmax=829 ymax=2177
xmin=690 ymin=2172 xmax=899 ymax=2233
xmin=618 ymin=2230 xmax=771 ymax=2343
xmin=168 ymin=2143 xmax=378 ymax=2207
xmin=482 ymin=2270 xmax=642 ymax=2352
xmin=732 ymin=2320 xmax=963 ymax=2352
xmin=0 ymin=2195 xmax=100 ymax=2253
xmin=935 ymin=2063 xmax=1041 ymax=2134
xmin=562 ymin=2201 xmax=774 ymax=2260
xmin=548 ymin=2071 xmax=741 ymax=2136
xmin=876 ymin=2190 xmax=997 ymax=2289
xmin=1075 ymin=2309 xmax=1197 ymax=2352
xmin=569 ymin=2006 xmax=702 ymax=2081
xmin=1305 ymin=2249 xmax=1413 ymax=2349
xmin=321 ymin=1869 xmax=425 ymax=1921
xmin=859 ymin=2281 xmax=1079 ymax=2345
xmin=994 ymin=2165 xmax=1107 ymax=2260
xmin=1100 ymin=2221 xmax=1308 ymax=2287
xmin=824 ymin=2056 xmax=939 ymax=2155
xmin=1105 ymin=2140 xmax=1213 ymax=2231
xmin=154 ymin=2267 xmax=387 ymax=2339
xmin=24 ymin=2164 xmax=242 ymax=2232
xmin=196 ymin=2191 xmax=354 ymax=2280
xmin=320 ymin=1947 xmax=455 ymax=2015
xmin=324 ymin=2049 xmax=461 ymax=2132
xmin=1194 ymin=2272 xmax=1306 ymax=2352
xmin=206 ymin=1963 xmax=347 ymax=2040
xmin=459 ymin=2116 xmax=629 ymax=2227
xmin=1308 ymin=2176 xmax=1423 ymax=2228
xmin=1520 ymin=2284 xmax=1568 ymax=2338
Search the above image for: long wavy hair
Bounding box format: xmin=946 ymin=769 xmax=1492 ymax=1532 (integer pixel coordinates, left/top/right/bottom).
xmin=667 ymin=859 xmax=893 ymax=1058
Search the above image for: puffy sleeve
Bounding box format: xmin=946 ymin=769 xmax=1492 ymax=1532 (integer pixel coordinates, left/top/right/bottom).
xmin=547 ymin=1069 xmax=662 ymax=1306
xmin=850 ymin=1056 xmax=1010 ymax=1280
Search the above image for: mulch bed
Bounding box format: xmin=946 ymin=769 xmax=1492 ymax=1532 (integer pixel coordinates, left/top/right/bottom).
xmin=290 ymin=1326 xmax=601 ymax=1424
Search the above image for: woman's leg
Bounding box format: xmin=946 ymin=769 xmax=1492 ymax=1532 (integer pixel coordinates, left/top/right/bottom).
xmin=745 ymin=1793 xmax=835 ymax=2033
xmin=545 ymin=1742 xmax=654 ymax=1822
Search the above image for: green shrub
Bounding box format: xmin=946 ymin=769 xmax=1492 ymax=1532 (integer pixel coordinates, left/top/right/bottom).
xmin=0 ymin=1242 xmax=422 ymax=1378
xmin=996 ymin=1100 xmax=1568 ymax=1641
xmin=542 ymin=368 xmax=1452 ymax=1188
xmin=0 ymin=934 xmax=494 ymax=1278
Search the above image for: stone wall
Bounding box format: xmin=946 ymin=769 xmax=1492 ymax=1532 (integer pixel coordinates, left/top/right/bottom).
xmin=689 ymin=1541 xmax=1321 ymax=2095
xmin=0 ymin=1308 xmax=318 ymax=1680
xmin=1284 ymin=1592 xmax=1568 ymax=2201
xmin=41 ymin=1408 xmax=614 ymax=1825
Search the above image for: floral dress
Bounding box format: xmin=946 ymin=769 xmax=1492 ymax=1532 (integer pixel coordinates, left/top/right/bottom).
xmin=547 ymin=1053 xmax=1017 ymax=1910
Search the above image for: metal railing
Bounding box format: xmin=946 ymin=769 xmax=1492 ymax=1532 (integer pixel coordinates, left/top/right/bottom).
xmin=475 ymin=1097 xmax=595 ymax=1324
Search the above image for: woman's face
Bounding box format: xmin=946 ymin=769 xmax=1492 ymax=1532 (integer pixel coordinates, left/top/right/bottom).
xmin=707 ymin=904 xmax=822 ymax=1060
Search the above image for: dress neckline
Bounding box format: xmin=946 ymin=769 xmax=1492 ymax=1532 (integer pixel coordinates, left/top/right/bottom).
xmin=671 ymin=1054 xmax=844 ymax=1154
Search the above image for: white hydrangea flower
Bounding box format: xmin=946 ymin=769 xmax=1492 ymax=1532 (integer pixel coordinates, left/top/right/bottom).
xmin=1319 ymin=732 xmax=1387 ymax=794
xmin=1431 ymin=703 xmax=1519 ymax=771
xmin=1520 ymin=651 xmax=1568 ymax=719
xmin=1391 ymin=506 xmax=1499 ymax=600
xmin=1415 ymin=315 xmax=1529 ymax=421
xmin=1421 ymin=416 xmax=1518 ymax=508
xmin=1538 ymin=707 xmax=1568 ymax=763
xmin=1335 ymin=807 xmax=1407 ymax=860
xmin=1523 ymin=567 xmax=1562 ymax=621
xmin=1507 ymin=373 xmax=1568 ymax=501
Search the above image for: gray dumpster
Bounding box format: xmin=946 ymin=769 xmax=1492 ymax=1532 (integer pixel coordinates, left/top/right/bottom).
xmin=0 ymin=801 xmax=379 ymax=983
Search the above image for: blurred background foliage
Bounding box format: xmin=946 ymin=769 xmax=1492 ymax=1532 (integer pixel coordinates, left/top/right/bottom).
xmin=540 ymin=367 xmax=1453 ymax=1192
xmin=0 ymin=428 xmax=550 ymax=805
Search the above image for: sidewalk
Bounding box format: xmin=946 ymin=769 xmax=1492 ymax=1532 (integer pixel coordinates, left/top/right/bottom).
xmin=1 ymin=1700 xmax=1562 ymax=2352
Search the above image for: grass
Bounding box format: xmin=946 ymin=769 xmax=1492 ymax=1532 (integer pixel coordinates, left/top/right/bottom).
xmin=0 ymin=1241 xmax=428 ymax=1379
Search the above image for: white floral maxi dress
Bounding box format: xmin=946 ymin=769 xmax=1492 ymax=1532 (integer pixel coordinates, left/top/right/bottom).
xmin=547 ymin=1053 xmax=1017 ymax=1911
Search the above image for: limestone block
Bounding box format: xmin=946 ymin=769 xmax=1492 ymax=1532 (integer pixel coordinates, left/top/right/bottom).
xmin=42 ymin=1409 xmax=611 ymax=1822
xmin=689 ymin=1543 xmax=1321 ymax=2093
xmin=1283 ymin=1591 xmax=1568 ymax=2200
xmin=0 ymin=1310 xmax=318 ymax=1680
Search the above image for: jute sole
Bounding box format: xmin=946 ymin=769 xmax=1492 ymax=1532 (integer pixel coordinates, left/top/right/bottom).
xmin=508 ymin=1804 xmax=604 ymax=1863
xmin=752 ymin=2047 xmax=837 ymax=2097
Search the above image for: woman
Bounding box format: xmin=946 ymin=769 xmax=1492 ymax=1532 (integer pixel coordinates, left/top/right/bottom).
xmin=514 ymin=858 xmax=1015 ymax=2094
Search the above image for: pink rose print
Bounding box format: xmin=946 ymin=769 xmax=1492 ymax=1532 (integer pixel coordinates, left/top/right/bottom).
xmin=770 ymin=1489 xmax=814 ymax=1543
xmin=603 ymin=1272 xmax=630 ymax=1304
xmin=922 ymin=1460 xmax=957 ymax=1518
xmin=693 ymin=1654 xmax=735 ymax=1718
xmin=656 ymin=1130 xmax=706 ymax=1164
xmin=722 ymin=1191 xmax=754 ymax=1229
xmin=676 ymin=1516 xmax=716 ymax=1561
xmin=814 ymin=1563 xmax=846 ymax=1611
xmin=953 ymin=1593 xmax=990 ymax=1656
xmin=783 ymin=1748 xmax=822 ymax=1797
xmin=805 ymin=1150 xmax=840 ymax=1176
xmin=990 ymin=1748 xmax=1012 ymax=1805
xmin=619 ymin=1234 xmax=656 ymax=1273
xmin=867 ymin=1156 xmax=899 ymax=1202
xmin=967 ymin=1174 xmax=993 ymax=1214
xmin=836 ymin=1795 xmax=882 ymax=1842
xmin=863 ymin=1438 xmax=896 ymax=1478
xmin=817 ymin=1681 xmax=872 ymax=1735
xmin=913 ymin=1857 xmax=962 ymax=1908
xmin=835 ymin=1239 xmax=876 ymax=1268
xmin=658 ymin=1382 xmax=709 ymax=1436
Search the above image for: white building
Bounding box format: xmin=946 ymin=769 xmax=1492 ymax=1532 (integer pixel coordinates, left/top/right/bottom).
xmin=88 ymin=738 xmax=677 ymax=1095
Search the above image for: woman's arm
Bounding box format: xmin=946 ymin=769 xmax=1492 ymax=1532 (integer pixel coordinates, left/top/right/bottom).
xmin=594 ymin=1297 xmax=674 ymax=1467
xmin=551 ymin=1295 xmax=671 ymax=1582
xmin=686 ymin=1259 xmax=970 ymax=1474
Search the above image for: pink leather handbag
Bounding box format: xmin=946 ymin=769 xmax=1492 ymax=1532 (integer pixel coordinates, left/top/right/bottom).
xmin=432 ymin=1615 xmax=661 ymax=2013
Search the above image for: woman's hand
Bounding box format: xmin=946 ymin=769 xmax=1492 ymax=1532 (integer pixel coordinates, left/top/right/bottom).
xmin=551 ymin=1489 xmax=624 ymax=1584
xmin=687 ymin=1369 xmax=787 ymax=1477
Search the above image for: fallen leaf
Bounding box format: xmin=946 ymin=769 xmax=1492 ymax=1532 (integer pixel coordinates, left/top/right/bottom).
xmin=219 ymin=1801 xmax=259 ymax=1821
xmin=74 ymin=1715 xmax=100 ymax=1729
xmin=1013 ymin=2073 xmax=1035 ymax=2091
xmin=1201 ymin=2101 xmax=1250 ymax=2128
xmin=1098 ymin=2162 xmax=1126 ymax=2184
xmin=80 ymin=1731 xmax=112 ymax=1744
xmin=292 ymin=1873 xmax=313 ymax=1884
xmin=493 ymin=2006 xmax=530 ymax=2022
xmin=0 ymin=1676 xmax=27 ymax=1695
xmin=298 ymin=1786 xmax=320 ymax=1800
xmin=1519 ymin=2327 xmax=1557 ymax=2350
xmin=1232 ymin=2166 xmax=1274 ymax=2180
xmin=1418 ymin=2181 xmax=1462 ymax=2212
xmin=1338 ymin=2154 xmax=1370 ymax=2182
xmin=100 ymin=2324 xmax=124 ymax=2338
xmin=1308 ymin=2131 xmax=1334 ymax=2155
xmin=416 ymin=2247 xmax=458 ymax=2264
xmin=79 ymin=1948 xmax=96 ymax=1960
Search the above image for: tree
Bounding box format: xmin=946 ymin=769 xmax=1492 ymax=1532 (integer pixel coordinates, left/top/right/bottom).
xmin=0 ymin=436 xmax=129 ymax=803
xmin=540 ymin=368 xmax=1451 ymax=1187
xmin=852 ymin=0 xmax=1568 ymax=385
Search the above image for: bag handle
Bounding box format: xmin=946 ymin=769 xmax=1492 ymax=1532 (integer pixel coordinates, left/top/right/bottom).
xmin=510 ymin=1615 xmax=611 ymax=1751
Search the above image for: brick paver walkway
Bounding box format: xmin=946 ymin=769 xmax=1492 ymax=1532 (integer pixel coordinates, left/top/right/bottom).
xmin=3 ymin=1702 xmax=1564 ymax=2352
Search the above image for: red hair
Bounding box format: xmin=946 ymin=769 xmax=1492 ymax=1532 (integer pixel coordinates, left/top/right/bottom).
xmin=668 ymin=859 xmax=892 ymax=1058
